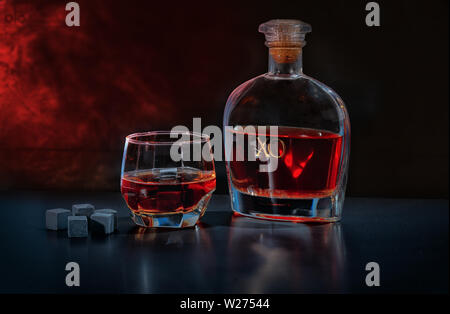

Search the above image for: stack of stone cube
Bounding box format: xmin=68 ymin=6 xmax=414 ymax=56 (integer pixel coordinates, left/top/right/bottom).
xmin=45 ymin=204 xmax=118 ymax=238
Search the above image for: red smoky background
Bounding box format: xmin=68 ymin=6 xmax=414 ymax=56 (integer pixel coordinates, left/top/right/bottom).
xmin=0 ymin=0 xmax=448 ymax=197
xmin=0 ymin=0 xmax=252 ymax=191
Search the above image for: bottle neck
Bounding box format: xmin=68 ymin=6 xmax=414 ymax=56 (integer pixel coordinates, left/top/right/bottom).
xmin=268 ymin=47 xmax=303 ymax=77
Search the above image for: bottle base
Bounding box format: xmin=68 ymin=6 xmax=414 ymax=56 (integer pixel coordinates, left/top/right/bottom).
xmin=230 ymin=188 xmax=342 ymax=223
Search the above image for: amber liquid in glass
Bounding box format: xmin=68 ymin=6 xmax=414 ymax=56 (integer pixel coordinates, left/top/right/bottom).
xmin=121 ymin=167 xmax=216 ymax=215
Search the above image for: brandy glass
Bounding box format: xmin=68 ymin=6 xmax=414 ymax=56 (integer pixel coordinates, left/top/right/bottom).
xmin=121 ymin=131 xmax=216 ymax=228
xmin=223 ymin=20 xmax=350 ymax=223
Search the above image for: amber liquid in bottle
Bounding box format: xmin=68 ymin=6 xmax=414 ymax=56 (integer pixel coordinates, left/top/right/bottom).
xmin=228 ymin=126 xmax=343 ymax=199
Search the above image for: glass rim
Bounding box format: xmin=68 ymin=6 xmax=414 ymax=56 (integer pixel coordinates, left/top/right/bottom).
xmin=125 ymin=130 xmax=210 ymax=145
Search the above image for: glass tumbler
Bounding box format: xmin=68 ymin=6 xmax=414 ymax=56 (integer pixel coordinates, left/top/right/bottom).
xmin=121 ymin=131 xmax=216 ymax=228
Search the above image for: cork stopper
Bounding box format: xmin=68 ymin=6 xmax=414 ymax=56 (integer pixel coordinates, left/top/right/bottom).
xmin=259 ymin=19 xmax=311 ymax=63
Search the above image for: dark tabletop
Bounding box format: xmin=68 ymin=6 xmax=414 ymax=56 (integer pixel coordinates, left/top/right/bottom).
xmin=0 ymin=191 xmax=447 ymax=293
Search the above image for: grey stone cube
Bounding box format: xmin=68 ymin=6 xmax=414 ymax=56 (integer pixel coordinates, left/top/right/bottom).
xmin=90 ymin=213 xmax=114 ymax=235
xmin=68 ymin=216 xmax=88 ymax=238
xmin=46 ymin=208 xmax=71 ymax=230
xmin=72 ymin=204 xmax=95 ymax=217
xmin=94 ymin=209 xmax=118 ymax=230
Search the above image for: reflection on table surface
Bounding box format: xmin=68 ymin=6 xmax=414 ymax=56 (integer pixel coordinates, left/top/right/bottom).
xmin=115 ymin=211 xmax=347 ymax=293
xmin=225 ymin=215 xmax=347 ymax=293
xmin=2 ymin=193 xmax=447 ymax=293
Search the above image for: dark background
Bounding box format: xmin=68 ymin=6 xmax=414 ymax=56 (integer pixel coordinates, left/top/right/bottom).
xmin=0 ymin=0 xmax=448 ymax=198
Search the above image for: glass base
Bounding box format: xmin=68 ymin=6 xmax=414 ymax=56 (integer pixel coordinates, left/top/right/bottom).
xmin=129 ymin=192 xmax=213 ymax=228
xmin=230 ymin=187 xmax=343 ymax=223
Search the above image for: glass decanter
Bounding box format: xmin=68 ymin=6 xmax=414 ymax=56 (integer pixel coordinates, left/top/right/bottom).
xmin=223 ymin=19 xmax=350 ymax=222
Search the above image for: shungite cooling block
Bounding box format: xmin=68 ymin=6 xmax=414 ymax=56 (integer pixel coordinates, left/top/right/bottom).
xmin=94 ymin=209 xmax=118 ymax=230
xmin=68 ymin=216 xmax=88 ymax=238
xmin=72 ymin=204 xmax=95 ymax=217
xmin=46 ymin=208 xmax=71 ymax=230
xmin=90 ymin=213 xmax=114 ymax=235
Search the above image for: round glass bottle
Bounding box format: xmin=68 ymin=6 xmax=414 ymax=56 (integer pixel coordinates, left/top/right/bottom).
xmin=223 ymin=19 xmax=350 ymax=222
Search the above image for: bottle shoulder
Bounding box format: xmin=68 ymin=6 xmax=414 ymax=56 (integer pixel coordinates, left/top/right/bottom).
xmin=224 ymin=73 xmax=349 ymax=133
xmin=227 ymin=73 xmax=345 ymax=107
